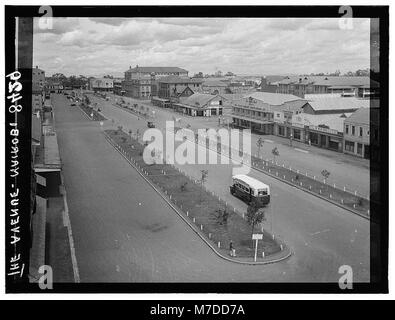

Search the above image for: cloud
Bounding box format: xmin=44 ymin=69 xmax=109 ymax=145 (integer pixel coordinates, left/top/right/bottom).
xmin=33 ymin=17 xmax=371 ymax=77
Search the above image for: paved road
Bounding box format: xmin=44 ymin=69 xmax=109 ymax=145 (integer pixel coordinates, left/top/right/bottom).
xmin=105 ymin=93 xmax=371 ymax=196
xmin=84 ymin=93 xmax=370 ymax=282
xmin=54 ymin=93 xmax=316 ymax=282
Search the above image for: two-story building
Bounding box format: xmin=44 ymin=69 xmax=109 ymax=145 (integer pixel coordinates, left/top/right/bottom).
xmin=122 ymin=65 xmax=189 ymax=99
xmin=232 ymin=92 xmax=308 ymax=135
xmin=157 ymin=75 xmax=203 ymax=99
xmin=113 ymin=78 xmax=125 ymax=95
xmin=343 ymin=106 xmax=379 ymax=159
xmin=89 ymin=78 xmax=114 ymax=92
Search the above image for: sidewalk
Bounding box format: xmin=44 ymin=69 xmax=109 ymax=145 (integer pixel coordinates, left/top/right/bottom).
xmin=255 ymin=133 xmax=371 ymax=171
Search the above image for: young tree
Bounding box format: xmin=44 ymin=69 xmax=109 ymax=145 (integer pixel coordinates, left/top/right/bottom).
xmin=246 ymin=201 xmax=266 ymax=238
xmin=256 ymin=137 xmax=264 ymax=158
xmin=321 ymin=169 xmax=330 ymax=184
xmin=214 ymin=207 xmax=230 ymax=225
xmin=272 ymin=147 xmax=279 ymax=162
xmin=199 ymin=170 xmax=208 ymax=204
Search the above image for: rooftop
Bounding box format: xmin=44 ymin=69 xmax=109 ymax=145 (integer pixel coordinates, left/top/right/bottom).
xmin=306 ymin=96 xmax=370 ymax=112
xmin=232 ymin=174 xmax=269 ymax=190
xmin=158 ymin=75 xmax=203 ymax=84
xmin=243 ymin=92 xmax=306 ymax=106
xmin=345 ymin=108 xmax=371 ymax=126
xmin=277 ymin=75 xmax=379 ymax=88
xmin=125 ymin=66 xmax=188 ymax=74
xmin=202 ymin=79 xmax=228 ymax=87
xmin=179 ymin=93 xmax=219 ymax=108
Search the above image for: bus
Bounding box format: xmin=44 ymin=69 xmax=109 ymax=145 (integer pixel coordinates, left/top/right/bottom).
xmin=229 ymin=174 xmax=270 ymax=207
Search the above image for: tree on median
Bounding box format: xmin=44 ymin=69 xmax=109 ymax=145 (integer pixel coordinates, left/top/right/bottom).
xmin=321 ymin=169 xmax=330 ymax=184
xmin=246 ymin=201 xmax=266 ymax=240
xmin=271 ymin=147 xmax=279 ymax=163
xmin=199 ymin=170 xmax=209 ymax=204
xmin=256 ymin=137 xmax=264 ymax=159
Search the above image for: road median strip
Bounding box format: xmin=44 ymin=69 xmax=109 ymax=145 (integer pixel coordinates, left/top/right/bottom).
xmin=102 ymin=128 xmax=292 ymax=265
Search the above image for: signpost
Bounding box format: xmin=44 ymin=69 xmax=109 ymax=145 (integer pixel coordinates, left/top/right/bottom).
xmin=252 ymin=233 xmax=263 ymax=262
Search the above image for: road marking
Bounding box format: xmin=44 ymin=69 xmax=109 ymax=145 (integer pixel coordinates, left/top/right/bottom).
xmin=310 ymin=229 xmax=330 ymax=236
xmin=264 ymin=139 xmax=274 ymax=143
xmin=294 ymin=148 xmax=309 ymax=154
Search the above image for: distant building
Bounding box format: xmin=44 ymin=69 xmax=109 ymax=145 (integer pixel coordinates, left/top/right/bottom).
xmin=32 ymin=66 xmax=45 ymax=89
xmin=173 ymin=93 xmax=224 ymax=116
xmin=259 ymin=77 xmax=278 ymax=93
xmin=201 ymin=79 xmax=229 ymax=95
xmin=45 ymin=79 xmax=64 ymax=94
xmin=157 ymin=75 xmax=203 ymax=99
xmin=122 ymin=65 xmax=189 ymax=99
xmin=277 ymin=76 xmax=379 ymax=98
xmin=89 ymin=78 xmax=114 ymax=92
xmin=113 ymin=78 xmax=124 ymax=95
xmin=32 ymin=84 xmax=45 ymax=114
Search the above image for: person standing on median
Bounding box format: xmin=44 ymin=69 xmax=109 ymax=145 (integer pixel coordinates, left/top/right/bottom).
xmin=229 ymin=240 xmax=236 ymax=257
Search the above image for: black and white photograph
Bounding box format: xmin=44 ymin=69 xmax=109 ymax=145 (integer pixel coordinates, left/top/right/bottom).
xmin=3 ymin=3 xmax=389 ymax=300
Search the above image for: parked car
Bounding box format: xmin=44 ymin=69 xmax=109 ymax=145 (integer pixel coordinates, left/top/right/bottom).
xmin=147 ymin=121 xmax=155 ymax=128
xmin=70 ymin=103 xmax=76 ymax=106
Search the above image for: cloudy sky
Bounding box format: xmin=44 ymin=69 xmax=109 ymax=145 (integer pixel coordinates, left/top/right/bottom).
xmin=33 ymin=17 xmax=370 ymax=77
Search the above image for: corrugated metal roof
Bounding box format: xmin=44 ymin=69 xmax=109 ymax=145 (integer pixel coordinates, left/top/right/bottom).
xmin=243 ymin=92 xmax=305 ymax=105
xmin=179 ymin=93 xmax=219 ymax=108
xmin=345 ymin=108 xmax=370 ymax=125
xmin=306 ymin=97 xmax=370 ymax=111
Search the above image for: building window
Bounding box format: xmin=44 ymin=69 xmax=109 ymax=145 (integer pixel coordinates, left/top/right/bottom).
xmin=352 ymin=126 xmax=355 ymax=135
xmin=278 ymin=126 xmax=285 ymax=136
xmin=359 ymin=127 xmax=363 ymax=137
xmin=293 ymin=129 xmax=301 ymax=140
xmin=367 ymin=129 xmax=370 ymax=136
xmin=357 ymin=143 xmax=363 ymax=155
xmin=345 ymin=125 xmax=349 ymax=134
xmin=345 ymin=140 xmax=355 ymax=152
